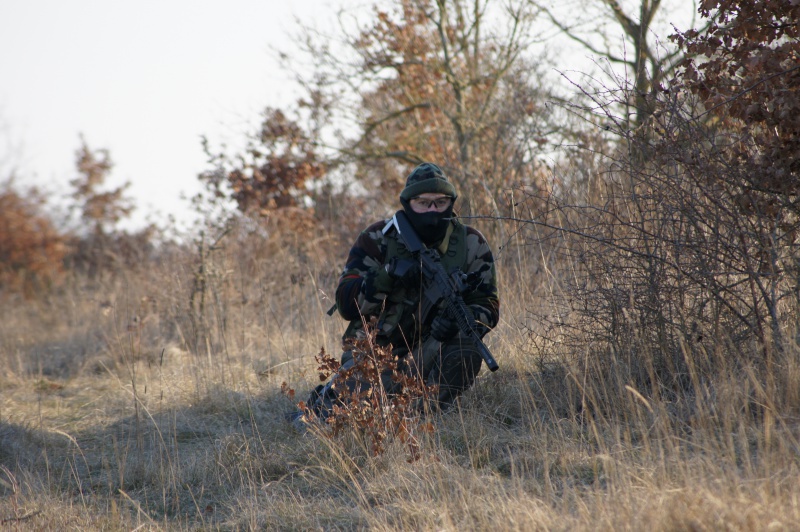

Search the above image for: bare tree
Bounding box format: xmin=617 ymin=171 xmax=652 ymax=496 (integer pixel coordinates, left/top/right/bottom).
xmin=515 ymin=0 xmax=800 ymax=399
xmin=238 ymin=0 xmax=562 ymax=220
xmin=68 ymin=137 xmax=156 ymax=277
xmin=71 ymin=136 xmax=133 ymax=237
xmin=532 ymin=0 xmax=703 ymax=128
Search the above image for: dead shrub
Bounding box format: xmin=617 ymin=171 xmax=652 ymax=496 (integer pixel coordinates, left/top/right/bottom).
xmin=296 ymin=319 xmax=437 ymax=460
xmin=0 ymin=181 xmax=68 ymax=297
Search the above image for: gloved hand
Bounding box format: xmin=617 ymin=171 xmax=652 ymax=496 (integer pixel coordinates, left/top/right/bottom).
xmin=430 ymin=309 xmax=460 ymax=342
xmin=461 ymin=270 xmax=483 ymax=294
xmin=363 ymin=266 xmax=394 ymax=298
xmin=452 ymin=268 xmax=484 ymax=295
xmin=384 ymin=257 xmax=419 ymax=279
xmin=385 ymin=257 xmax=420 ymax=285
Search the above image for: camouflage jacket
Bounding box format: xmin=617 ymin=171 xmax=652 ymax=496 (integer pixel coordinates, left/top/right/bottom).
xmin=334 ymin=215 xmax=499 ymax=349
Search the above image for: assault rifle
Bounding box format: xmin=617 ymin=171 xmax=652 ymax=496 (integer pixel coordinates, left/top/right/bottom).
xmin=383 ymin=210 xmax=499 ymax=372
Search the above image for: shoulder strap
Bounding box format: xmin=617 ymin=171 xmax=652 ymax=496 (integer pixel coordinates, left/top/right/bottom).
xmin=439 ymin=221 xmax=467 ymax=271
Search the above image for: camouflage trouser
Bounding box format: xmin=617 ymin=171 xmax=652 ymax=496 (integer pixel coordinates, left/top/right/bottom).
xmin=308 ymin=333 xmax=483 ymax=419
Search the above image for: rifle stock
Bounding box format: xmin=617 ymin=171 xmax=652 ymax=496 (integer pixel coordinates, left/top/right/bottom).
xmin=384 ymin=211 xmax=499 ymax=372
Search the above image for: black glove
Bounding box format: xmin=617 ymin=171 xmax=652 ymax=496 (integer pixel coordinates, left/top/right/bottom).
xmin=430 ymin=309 xmax=460 ymax=342
xmin=363 ymin=267 xmax=394 ymax=299
xmin=452 ymin=269 xmax=483 ymax=295
xmin=385 ymin=257 xmax=420 ymax=288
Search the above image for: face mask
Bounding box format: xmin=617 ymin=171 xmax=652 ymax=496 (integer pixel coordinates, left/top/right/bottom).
xmin=401 ymin=200 xmax=454 ymax=245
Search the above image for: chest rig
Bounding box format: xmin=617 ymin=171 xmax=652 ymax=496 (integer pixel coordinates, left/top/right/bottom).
xmin=346 ymin=219 xmax=468 ymax=347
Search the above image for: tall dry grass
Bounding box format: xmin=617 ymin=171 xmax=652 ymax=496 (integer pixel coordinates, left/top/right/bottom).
xmin=1 ymin=206 xmax=799 ymax=530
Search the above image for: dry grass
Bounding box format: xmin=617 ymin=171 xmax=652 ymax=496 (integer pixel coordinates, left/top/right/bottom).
xmin=1 ymin=234 xmax=799 ymax=531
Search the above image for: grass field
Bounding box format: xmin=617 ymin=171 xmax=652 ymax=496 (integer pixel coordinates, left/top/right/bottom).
xmin=1 ymin=237 xmax=799 ymax=531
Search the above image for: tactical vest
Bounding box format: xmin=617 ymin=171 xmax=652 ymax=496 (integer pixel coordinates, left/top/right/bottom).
xmin=344 ymin=219 xmax=469 ymax=347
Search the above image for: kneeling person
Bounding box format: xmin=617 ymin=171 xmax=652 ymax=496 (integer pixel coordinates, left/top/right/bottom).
xmin=297 ymin=162 xmax=499 ymax=421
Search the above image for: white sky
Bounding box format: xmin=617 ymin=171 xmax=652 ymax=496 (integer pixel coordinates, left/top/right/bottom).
xmin=0 ymin=0 xmax=345 ymax=230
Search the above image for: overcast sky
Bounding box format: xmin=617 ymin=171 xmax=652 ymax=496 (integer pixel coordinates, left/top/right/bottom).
xmin=0 ymin=0 xmax=345 ymax=230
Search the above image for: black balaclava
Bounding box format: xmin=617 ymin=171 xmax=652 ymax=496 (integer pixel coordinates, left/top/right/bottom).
xmin=399 ymin=163 xmax=458 ymax=245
